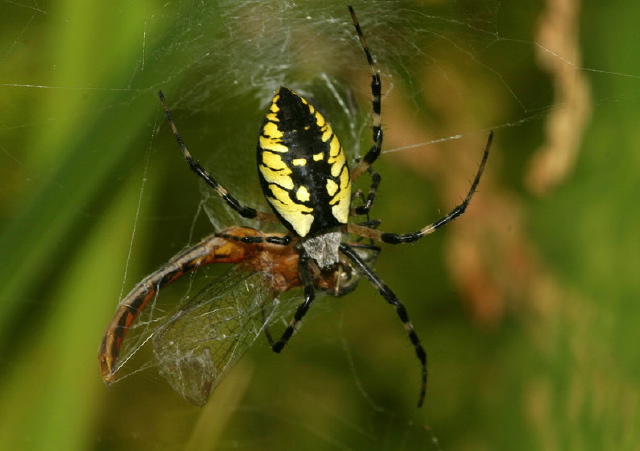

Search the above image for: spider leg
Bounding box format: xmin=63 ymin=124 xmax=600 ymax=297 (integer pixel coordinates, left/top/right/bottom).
xmin=356 ymin=219 xmax=381 ymax=229
xmin=215 ymin=232 xmax=291 ymax=246
xmin=347 ymin=132 xmax=492 ymax=244
xmin=271 ymin=250 xmax=316 ymax=353
xmin=350 ymin=163 xmax=382 ymax=216
xmin=348 ymin=6 xmax=383 ymax=182
xmin=340 ymin=243 xmax=427 ymax=407
xmin=158 ymin=91 xmax=278 ymax=223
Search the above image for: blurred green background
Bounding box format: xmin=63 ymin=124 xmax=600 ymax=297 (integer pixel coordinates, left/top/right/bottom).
xmin=1 ymin=0 xmax=639 ymax=449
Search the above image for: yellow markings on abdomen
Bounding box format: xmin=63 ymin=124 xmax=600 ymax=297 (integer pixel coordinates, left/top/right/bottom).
xmin=268 ymin=184 xmax=314 ymax=236
xmin=296 ymin=186 xmax=310 ymax=202
xmin=329 ymin=164 xmax=350 ymax=223
xmin=260 ymin=121 xmax=288 ymax=153
xmin=259 ymin=152 xmax=294 ymax=190
xmin=328 ymin=136 xmax=346 ymax=176
xmin=326 ymin=179 xmax=338 ymax=197
xmin=262 ymin=151 xmax=288 ymax=170
xmin=326 ymin=137 xmax=351 ymax=224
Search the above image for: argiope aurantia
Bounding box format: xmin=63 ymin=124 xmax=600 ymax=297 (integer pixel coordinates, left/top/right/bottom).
xmin=99 ymin=5 xmax=491 ymax=407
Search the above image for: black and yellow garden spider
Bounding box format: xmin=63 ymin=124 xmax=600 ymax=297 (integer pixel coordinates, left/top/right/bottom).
xmin=99 ymin=5 xmax=491 ymax=407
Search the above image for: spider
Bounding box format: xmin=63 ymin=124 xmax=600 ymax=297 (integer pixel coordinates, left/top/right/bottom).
xmin=99 ymin=5 xmax=491 ymax=407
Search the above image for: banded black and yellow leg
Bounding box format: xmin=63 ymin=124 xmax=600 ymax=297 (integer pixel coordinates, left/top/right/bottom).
xmin=350 ymin=168 xmax=381 ymax=247
xmin=348 ymin=5 xmax=384 ymax=182
xmin=340 ymin=243 xmax=427 ymax=407
xmin=351 ymin=163 xmax=382 ymax=216
xmin=271 ymin=251 xmax=316 ymax=353
xmin=215 ymin=232 xmax=292 ymax=246
xmin=347 ymin=132 xmax=492 ymax=245
xmin=158 ymin=91 xmax=278 ymax=223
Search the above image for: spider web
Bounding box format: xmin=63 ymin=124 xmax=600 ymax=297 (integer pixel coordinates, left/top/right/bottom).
xmin=1 ymin=0 xmax=640 ymax=449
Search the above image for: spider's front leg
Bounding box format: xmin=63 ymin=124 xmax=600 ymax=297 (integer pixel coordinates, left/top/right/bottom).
xmin=348 ymin=5 xmax=384 ymax=182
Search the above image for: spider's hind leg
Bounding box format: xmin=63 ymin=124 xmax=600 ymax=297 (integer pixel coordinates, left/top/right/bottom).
xmin=339 ymin=242 xmax=427 ymax=407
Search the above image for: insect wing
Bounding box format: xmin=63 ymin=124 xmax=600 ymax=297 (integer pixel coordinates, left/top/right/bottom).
xmin=152 ymin=266 xmax=277 ymax=406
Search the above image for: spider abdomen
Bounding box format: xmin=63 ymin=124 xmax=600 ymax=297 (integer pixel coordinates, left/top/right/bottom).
xmin=257 ymin=87 xmax=351 ymax=237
